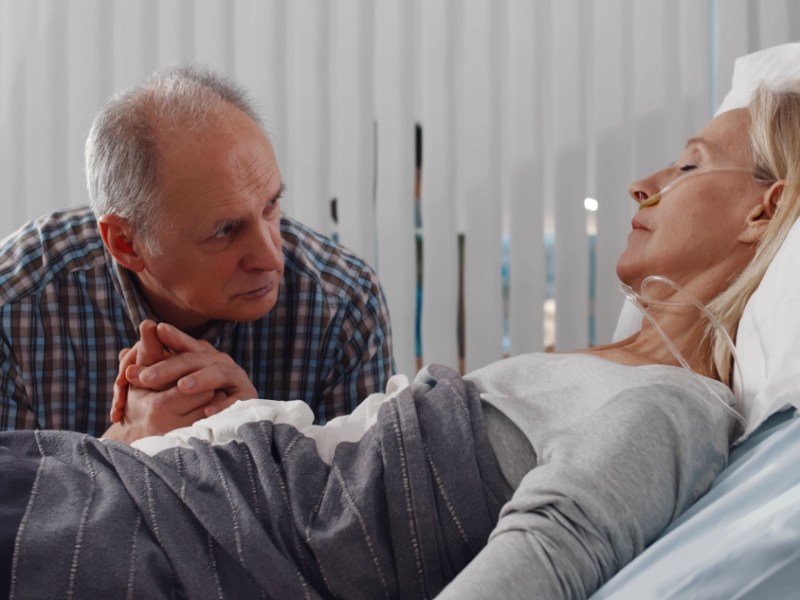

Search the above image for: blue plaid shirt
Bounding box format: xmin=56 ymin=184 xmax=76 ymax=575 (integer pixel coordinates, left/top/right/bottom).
xmin=0 ymin=206 xmax=395 ymax=436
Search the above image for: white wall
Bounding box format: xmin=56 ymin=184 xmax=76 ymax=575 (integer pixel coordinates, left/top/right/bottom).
xmin=1 ymin=0 xmax=798 ymax=375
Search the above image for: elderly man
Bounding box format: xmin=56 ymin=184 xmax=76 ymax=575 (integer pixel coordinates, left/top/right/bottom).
xmin=0 ymin=66 xmax=394 ymax=438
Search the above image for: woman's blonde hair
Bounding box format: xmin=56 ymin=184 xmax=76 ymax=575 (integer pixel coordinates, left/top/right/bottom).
xmin=708 ymin=81 xmax=800 ymax=385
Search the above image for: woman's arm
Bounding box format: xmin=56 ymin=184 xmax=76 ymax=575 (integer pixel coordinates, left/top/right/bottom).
xmin=436 ymin=382 xmax=733 ymax=599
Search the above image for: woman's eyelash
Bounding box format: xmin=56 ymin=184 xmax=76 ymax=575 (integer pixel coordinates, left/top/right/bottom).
xmin=680 ymin=164 xmax=698 ymax=172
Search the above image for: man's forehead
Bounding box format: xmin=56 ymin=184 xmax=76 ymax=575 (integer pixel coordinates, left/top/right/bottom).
xmin=152 ymin=122 xmax=281 ymax=225
xmin=155 ymin=104 xmax=269 ymax=152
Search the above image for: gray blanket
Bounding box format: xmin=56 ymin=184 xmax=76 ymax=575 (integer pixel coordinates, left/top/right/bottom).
xmin=6 ymin=365 xmax=507 ymax=599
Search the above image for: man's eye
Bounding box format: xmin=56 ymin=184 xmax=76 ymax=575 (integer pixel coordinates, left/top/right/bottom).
xmin=211 ymin=224 xmax=235 ymax=240
xmin=262 ymin=198 xmax=281 ymax=221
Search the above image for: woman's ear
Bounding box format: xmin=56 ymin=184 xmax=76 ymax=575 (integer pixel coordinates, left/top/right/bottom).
xmin=740 ymin=180 xmax=785 ymax=244
xmin=97 ymin=214 xmax=146 ymax=273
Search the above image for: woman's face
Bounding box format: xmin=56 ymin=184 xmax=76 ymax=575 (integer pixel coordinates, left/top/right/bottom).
xmin=616 ymin=108 xmax=767 ymax=301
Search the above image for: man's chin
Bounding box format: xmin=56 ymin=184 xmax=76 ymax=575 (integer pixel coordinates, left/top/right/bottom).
xmin=228 ymin=293 xmax=279 ymax=322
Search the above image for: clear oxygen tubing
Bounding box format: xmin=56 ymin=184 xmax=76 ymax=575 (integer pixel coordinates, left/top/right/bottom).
xmin=619 ymin=275 xmax=746 ymax=426
xmin=638 ymin=166 xmax=756 ymax=210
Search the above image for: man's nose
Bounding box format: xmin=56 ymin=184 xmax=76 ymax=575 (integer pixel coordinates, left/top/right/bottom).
xmin=242 ymin=223 xmax=282 ymax=271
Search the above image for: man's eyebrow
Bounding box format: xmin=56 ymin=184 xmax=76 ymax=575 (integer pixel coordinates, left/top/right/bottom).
xmin=193 ymin=184 xmax=286 ymax=237
xmin=271 ymin=183 xmax=287 ymax=202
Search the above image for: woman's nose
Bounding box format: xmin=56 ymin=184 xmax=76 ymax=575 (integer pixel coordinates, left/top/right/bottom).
xmin=628 ymin=170 xmax=666 ymax=205
xmin=628 ymin=187 xmax=648 ymax=203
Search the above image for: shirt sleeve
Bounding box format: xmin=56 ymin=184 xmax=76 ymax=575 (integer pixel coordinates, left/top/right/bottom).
xmin=435 ymin=382 xmax=733 ymax=600
xmin=318 ymin=265 xmax=395 ymax=421
xmin=0 ymin=333 xmax=37 ymax=431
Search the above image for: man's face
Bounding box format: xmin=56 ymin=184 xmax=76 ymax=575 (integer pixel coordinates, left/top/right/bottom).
xmin=134 ymin=105 xmax=285 ymax=333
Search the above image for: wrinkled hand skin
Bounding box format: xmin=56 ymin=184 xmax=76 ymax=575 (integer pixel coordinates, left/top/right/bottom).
xmin=101 ymin=320 xmax=257 ymax=444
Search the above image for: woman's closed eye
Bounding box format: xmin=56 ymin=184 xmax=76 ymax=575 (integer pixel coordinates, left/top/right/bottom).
xmin=679 ymin=164 xmax=698 ymax=172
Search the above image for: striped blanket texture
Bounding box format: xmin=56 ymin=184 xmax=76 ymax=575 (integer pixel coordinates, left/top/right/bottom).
xmin=4 ymin=364 xmax=506 ymax=599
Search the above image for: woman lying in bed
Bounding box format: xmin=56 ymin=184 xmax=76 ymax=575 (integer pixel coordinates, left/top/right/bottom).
xmin=3 ymin=82 xmax=799 ymax=600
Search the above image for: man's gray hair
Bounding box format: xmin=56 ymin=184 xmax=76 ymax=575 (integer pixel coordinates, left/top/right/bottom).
xmin=84 ymin=66 xmax=263 ymax=254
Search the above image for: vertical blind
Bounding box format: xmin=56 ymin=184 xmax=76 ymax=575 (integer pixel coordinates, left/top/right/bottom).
xmin=1 ymin=0 xmax=798 ymax=377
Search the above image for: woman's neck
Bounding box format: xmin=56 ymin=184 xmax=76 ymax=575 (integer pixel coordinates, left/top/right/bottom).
xmin=585 ymin=305 xmax=716 ymax=378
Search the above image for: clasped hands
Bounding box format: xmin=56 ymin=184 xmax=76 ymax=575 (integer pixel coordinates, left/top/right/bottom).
xmin=102 ymin=320 xmax=257 ymax=443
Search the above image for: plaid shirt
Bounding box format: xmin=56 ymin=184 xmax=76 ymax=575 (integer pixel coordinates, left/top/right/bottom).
xmin=0 ymin=206 xmax=394 ymax=436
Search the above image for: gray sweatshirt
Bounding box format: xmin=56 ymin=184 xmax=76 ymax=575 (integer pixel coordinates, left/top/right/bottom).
xmin=436 ymin=353 xmax=735 ymax=599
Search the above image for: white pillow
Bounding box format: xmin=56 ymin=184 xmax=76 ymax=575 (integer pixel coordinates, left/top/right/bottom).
xmin=734 ymin=217 xmax=800 ymax=439
xmin=611 ymin=297 xmax=641 ymax=342
xmin=715 ymin=42 xmax=800 ymax=116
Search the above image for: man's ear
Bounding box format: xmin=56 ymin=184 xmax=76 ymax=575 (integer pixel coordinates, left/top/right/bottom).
xmin=740 ymin=180 xmax=785 ymax=244
xmin=97 ymin=214 xmax=146 ymax=273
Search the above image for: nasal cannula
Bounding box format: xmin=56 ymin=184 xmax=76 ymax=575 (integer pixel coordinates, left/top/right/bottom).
xmin=620 ymin=275 xmax=746 ymax=426
xmin=638 ymin=167 xmax=755 ymax=210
